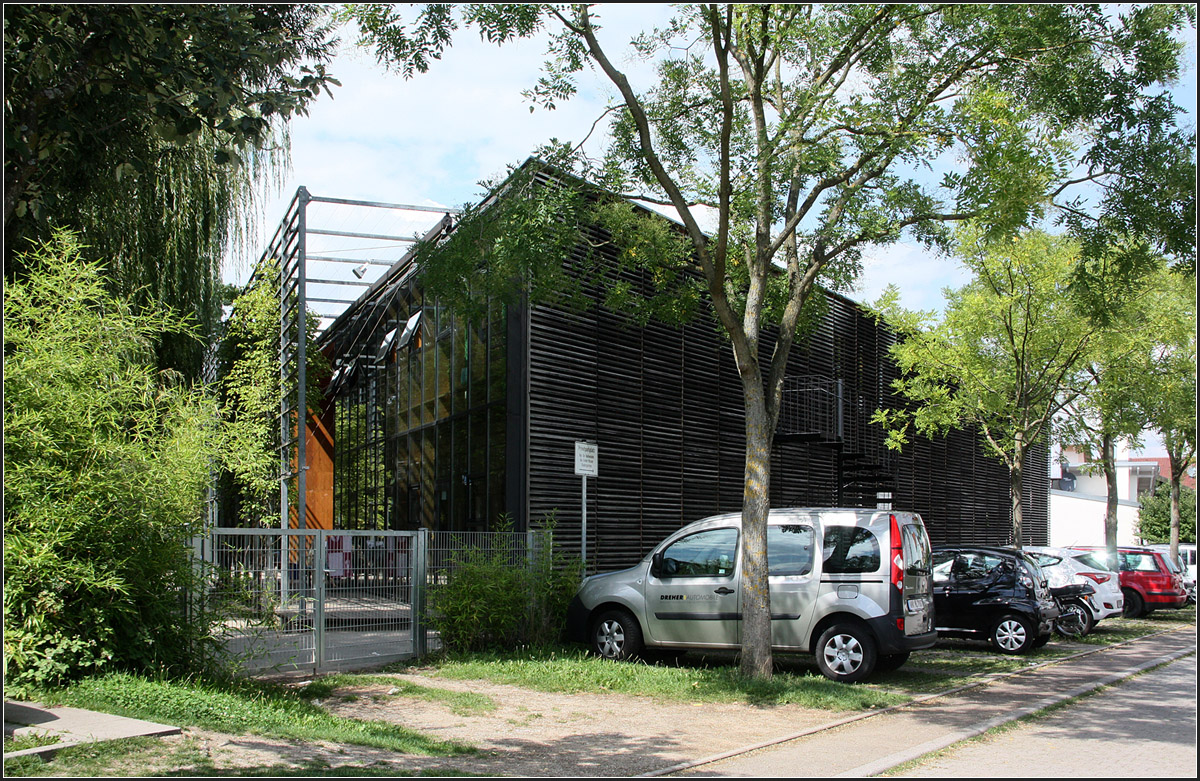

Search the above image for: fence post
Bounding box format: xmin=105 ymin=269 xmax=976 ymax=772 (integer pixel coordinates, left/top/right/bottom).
xmin=314 ymin=530 xmax=327 ymax=669
xmin=413 ymin=529 xmax=428 ymax=657
xmin=189 ymin=534 xmax=202 ymax=625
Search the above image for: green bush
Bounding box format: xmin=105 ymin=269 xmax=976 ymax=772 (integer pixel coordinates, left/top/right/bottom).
xmin=1138 ymin=485 xmax=1197 ymax=544
xmin=429 ymin=516 xmax=582 ymax=652
xmin=3 ymin=231 xmax=219 ymax=694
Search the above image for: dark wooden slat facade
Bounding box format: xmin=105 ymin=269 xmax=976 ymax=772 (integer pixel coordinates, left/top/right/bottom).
xmin=318 ymin=170 xmax=1049 ymax=567
xmin=522 ymin=243 xmax=1048 ymax=573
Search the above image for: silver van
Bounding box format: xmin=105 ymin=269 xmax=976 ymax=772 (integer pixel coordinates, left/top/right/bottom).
xmin=566 ymin=507 xmax=937 ymax=682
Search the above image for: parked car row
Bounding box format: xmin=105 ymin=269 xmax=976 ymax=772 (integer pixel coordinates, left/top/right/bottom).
xmin=1070 ymin=545 xmax=1191 ymax=617
xmin=566 ymin=507 xmax=1193 ymax=684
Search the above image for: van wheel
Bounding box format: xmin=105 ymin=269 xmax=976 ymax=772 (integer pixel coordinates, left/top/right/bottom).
xmin=990 ymin=614 xmax=1035 ymax=654
xmin=1122 ymin=589 xmax=1145 ymax=618
xmin=591 ymin=608 xmax=643 ymax=661
xmin=815 ymin=623 xmax=877 ymax=683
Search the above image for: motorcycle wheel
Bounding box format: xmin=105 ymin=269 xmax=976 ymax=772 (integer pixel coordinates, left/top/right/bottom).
xmin=1055 ymin=601 xmax=1093 ymax=637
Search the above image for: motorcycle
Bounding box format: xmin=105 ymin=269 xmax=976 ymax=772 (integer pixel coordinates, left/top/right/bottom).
xmin=1051 ymin=581 xmax=1098 ymax=637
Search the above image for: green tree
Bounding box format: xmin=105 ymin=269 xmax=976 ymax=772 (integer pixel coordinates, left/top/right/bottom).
xmin=874 ymin=230 xmax=1095 ymax=547
xmin=215 ymin=260 xmax=329 ymax=528
xmin=3 ymin=4 xmax=339 ymax=377
xmin=1138 ymin=485 xmax=1197 ymax=545
xmin=1137 ymin=270 xmax=1198 ymax=560
xmin=1054 ymin=251 xmax=1172 ymax=561
xmin=349 ymin=3 xmax=1195 ymax=678
xmin=3 ymin=231 xmax=218 ymax=692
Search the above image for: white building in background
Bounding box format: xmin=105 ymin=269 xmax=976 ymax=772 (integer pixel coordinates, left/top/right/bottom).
xmin=1048 ymin=440 xmax=1160 ymax=547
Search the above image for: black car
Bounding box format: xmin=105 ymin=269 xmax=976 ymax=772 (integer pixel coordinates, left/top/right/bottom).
xmin=931 ymin=546 xmax=1061 ymax=654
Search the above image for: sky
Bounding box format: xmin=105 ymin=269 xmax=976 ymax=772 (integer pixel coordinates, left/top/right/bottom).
xmin=230 ymin=5 xmax=1196 ymax=453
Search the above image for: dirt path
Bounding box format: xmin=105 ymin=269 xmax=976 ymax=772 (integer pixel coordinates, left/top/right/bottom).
xmin=170 ymin=672 xmax=841 ymax=776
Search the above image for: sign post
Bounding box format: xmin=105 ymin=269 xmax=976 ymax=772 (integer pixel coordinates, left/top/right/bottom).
xmin=574 ymin=440 xmax=598 ymax=573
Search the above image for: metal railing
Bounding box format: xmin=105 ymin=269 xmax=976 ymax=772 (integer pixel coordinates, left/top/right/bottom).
xmin=778 ymin=376 xmax=844 ymax=442
xmin=195 ymin=527 xmax=545 ymax=675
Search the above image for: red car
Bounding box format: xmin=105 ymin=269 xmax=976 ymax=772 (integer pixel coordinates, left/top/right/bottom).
xmin=1070 ymin=546 xmax=1188 ymax=618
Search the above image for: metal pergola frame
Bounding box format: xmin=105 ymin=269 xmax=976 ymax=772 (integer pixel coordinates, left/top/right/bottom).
xmin=241 ymin=188 xmax=460 ymax=539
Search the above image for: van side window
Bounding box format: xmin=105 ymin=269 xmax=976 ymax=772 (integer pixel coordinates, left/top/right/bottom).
xmin=768 ymin=525 xmax=814 ymax=576
xmin=659 ymin=527 xmax=738 ymax=578
xmin=822 ymin=527 xmax=881 ymax=574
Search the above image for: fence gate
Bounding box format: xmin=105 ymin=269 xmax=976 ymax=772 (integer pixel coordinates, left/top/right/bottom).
xmin=198 ymin=528 xmax=428 ymax=675
xmin=196 ymin=528 xmax=544 ymax=675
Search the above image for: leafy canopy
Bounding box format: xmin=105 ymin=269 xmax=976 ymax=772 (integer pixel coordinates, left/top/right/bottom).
xmin=875 ymin=228 xmax=1093 ymax=458
xmin=1057 ymin=261 xmax=1195 ymax=469
xmin=4 ymin=4 xmax=340 ymax=378
xmin=872 ymin=228 xmax=1097 ymax=543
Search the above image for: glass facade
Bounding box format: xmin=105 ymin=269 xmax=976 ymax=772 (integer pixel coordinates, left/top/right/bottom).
xmin=332 ymin=284 xmax=508 ymax=532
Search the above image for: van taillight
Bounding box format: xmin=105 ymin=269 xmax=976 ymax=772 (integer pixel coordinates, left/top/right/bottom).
xmin=890 ymin=514 xmax=903 ymax=592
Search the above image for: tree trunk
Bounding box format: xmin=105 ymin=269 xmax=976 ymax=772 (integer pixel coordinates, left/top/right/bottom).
xmin=1168 ymin=450 xmax=1185 ymax=562
xmin=739 ymin=379 xmax=774 ymax=679
xmin=1169 ymin=477 xmax=1181 ymax=560
xmin=1009 ymin=434 xmax=1025 ymax=547
xmin=1102 ymin=432 xmax=1119 ymax=563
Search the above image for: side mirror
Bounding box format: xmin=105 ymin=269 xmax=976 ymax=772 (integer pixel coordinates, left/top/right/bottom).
xmin=651 ymin=551 xmax=664 ymax=578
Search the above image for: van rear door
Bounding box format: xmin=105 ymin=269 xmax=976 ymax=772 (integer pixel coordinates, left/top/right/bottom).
xmin=899 ymin=517 xmax=934 ymax=636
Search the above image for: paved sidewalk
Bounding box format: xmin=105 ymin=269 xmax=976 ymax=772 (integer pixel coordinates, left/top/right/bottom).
xmin=3 ymin=701 xmax=179 ymax=762
xmin=896 ymin=652 xmax=1196 ymax=777
xmin=661 ymin=627 xmax=1196 ymax=777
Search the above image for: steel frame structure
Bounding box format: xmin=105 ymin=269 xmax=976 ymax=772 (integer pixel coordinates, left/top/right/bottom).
xmin=243 ymin=188 xmax=458 ymax=537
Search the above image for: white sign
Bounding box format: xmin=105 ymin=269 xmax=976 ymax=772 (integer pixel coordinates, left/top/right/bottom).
xmin=575 ymin=441 xmax=598 ymax=477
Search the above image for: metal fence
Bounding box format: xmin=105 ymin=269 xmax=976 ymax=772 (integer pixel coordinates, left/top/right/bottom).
xmin=195 ymin=527 xmax=546 ymax=675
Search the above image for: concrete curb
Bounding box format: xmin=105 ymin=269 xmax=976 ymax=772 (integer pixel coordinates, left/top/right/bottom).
xmin=3 ymin=702 xmax=180 ymax=763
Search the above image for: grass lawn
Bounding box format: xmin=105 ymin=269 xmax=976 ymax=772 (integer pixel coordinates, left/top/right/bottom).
xmin=5 ymin=604 xmax=1192 ymax=778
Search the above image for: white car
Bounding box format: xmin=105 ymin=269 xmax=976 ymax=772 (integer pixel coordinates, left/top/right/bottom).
xmin=1025 ymin=546 xmax=1124 ymax=625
